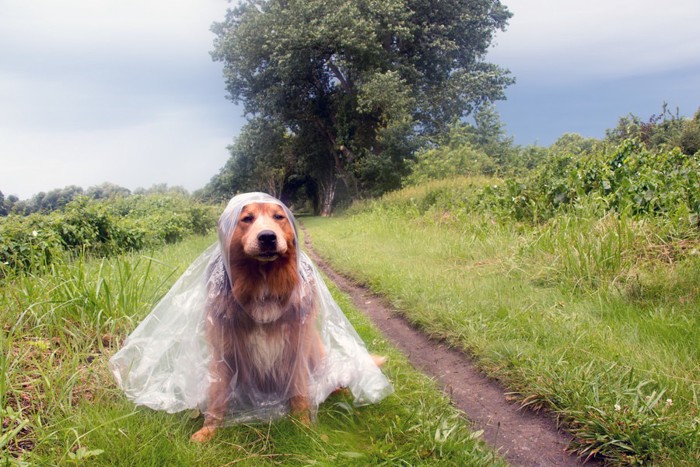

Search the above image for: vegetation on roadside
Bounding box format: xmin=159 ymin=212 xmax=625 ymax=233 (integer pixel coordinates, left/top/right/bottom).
xmin=0 ymin=234 xmax=503 ymax=466
xmin=0 ymin=194 xmax=218 ymax=276
xmin=305 ymin=136 xmax=700 ymax=465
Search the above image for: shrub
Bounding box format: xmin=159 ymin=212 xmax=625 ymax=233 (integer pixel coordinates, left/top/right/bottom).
xmin=480 ymin=139 xmax=700 ymax=229
xmin=405 ymin=143 xmax=496 ymax=186
xmin=679 ymin=109 xmax=700 ymax=156
xmin=0 ymin=194 xmax=217 ymax=275
xmin=0 ymin=215 xmax=63 ymax=275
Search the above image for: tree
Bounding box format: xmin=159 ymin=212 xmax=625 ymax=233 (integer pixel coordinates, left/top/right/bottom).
xmin=202 ymin=118 xmax=297 ymax=202
xmin=680 ymin=108 xmax=700 ymax=155
xmin=12 ymin=185 xmax=84 ymax=214
xmin=605 ymin=103 xmax=686 ymax=150
xmin=549 ymin=133 xmax=599 ymax=157
xmin=468 ymin=103 xmax=515 ymax=166
xmin=1 ymin=193 xmax=18 ymax=216
xmin=211 ymin=0 xmax=513 ymax=214
xmin=86 ymin=182 xmax=131 ymax=199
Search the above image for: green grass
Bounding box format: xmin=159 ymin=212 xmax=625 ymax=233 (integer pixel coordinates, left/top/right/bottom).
xmin=303 ymin=179 xmax=700 ymax=465
xmin=1 ymin=233 xmax=502 ymax=465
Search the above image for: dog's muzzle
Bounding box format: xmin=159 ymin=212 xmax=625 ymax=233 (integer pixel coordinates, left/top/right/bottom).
xmin=256 ymin=230 xmax=279 ymax=260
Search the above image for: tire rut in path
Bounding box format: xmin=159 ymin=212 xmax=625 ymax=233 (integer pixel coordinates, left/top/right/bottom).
xmin=303 ymin=232 xmax=595 ymax=467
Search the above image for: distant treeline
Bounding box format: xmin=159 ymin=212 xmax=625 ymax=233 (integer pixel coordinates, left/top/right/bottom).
xmin=406 ymin=103 xmax=700 ymax=185
xmin=0 ymin=192 xmax=218 ymax=275
xmin=0 ymin=183 xmax=191 ymax=217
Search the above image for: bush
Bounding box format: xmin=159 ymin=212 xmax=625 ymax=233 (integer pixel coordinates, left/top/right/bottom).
xmin=480 ymin=139 xmax=700 ymax=229
xmin=405 ymin=143 xmax=496 ymax=186
xmin=0 ymin=194 xmax=218 ymax=275
xmin=679 ymin=109 xmax=700 ymax=156
xmin=0 ymin=215 xmax=63 ymax=274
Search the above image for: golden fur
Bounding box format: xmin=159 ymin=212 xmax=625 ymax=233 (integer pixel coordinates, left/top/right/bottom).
xmin=191 ymin=202 xmax=323 ymax=442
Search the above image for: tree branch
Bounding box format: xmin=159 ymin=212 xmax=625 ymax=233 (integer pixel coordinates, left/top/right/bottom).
xmin=326 ymin=58 xmax=352 ymax=92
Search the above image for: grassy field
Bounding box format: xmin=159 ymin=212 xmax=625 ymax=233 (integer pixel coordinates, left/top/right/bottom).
xmin=1 ymin=233 xmax=503 ymax=465
xmin=303 ymin=178 xmax=700 ymax=465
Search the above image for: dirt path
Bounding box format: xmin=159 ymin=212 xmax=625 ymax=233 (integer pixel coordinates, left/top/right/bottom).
xmin=303 ymin=231 xmax=595 ymax=467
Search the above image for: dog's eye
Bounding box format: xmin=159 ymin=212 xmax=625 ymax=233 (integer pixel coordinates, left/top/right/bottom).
xmin=241 ymin=215 xmax=254 ymax=223
xmin=273 ymin=214 xmax=285 ymax=221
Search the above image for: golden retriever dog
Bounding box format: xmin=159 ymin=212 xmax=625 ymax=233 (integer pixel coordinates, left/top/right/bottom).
xmin=191 ymin=201 xmax=323 ymax=442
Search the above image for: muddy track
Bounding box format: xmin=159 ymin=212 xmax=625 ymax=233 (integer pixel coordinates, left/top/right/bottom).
xmin=303 ymin=229 xmax=596 ymax=467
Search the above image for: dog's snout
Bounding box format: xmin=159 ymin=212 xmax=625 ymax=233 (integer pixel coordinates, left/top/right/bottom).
xmin=257 ymin=230 xmax=277 ymax=246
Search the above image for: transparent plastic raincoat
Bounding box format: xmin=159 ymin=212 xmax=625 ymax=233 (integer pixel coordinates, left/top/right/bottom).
xmin=109 ymin=192 xmax=392 ymax=423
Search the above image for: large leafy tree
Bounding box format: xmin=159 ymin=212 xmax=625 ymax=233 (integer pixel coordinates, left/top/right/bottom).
xmin=211 ymin=0 xmax=513 ymax=214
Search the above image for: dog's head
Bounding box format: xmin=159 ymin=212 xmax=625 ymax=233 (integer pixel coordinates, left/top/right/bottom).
xmin=217 ymin=193 xmax=299 ymax=289
xmin=232 ymin=202 xmax=296 ymax=263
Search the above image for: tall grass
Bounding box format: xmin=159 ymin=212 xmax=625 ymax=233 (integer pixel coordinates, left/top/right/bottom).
xmin=305 ymin=178 xmax=700 ymax=465
xmin=1 ymin=235 xmax=215 ymax=464
xmin=1 ymin=233 xmax=502 ymax=465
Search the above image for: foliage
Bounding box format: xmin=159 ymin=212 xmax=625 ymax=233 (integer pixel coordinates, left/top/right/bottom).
xmin=467 ymin=103 xmax=516 ymax=166
xmin=405 ymin=143 xmax=495 ymax=186
xmin=680 ymin=107 xmax=700 ymax=155
xmin=604 ymin=103 xmax=700 ymax=155
xmin=479 ymin=139 xmax=700 ymax=229
xmin=201 ymin=118 xmax=298 ymax=203
xmin=0 ymin=195 xmax=217 ymax=275
xmin=0 ymin=215 xmax=63 ymax=274
xmin=209 ymin=0 xmax=513 ymax=213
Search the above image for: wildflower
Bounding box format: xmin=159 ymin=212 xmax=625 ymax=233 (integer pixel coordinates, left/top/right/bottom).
xmin=32 ymin=230 xmax=38 ymax=237
xmin=614 ymin=403 xmax=622 ymax=412
xmin=665 ymin=398 xmax=673 ymax=408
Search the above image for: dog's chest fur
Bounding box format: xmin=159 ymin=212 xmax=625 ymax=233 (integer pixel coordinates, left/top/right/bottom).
xmin=244 ymin=323 xmax=289 ymax=376
xmin=244 ymin=286 xmax=288 ymax=324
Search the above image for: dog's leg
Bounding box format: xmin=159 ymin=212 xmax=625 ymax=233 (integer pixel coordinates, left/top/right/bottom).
xmin=289 ymin=394 xmax=311 ymax=425
xmin=191 ymin=356 xmax=233 ymax=443
xmin=371 ymin=354 xmax=387 ymax=367
xmin=289 ymin=354 xmax=312 ymax=426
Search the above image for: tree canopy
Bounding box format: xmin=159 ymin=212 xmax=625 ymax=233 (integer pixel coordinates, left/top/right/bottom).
xmin=206 ymin=0 xmax=513 ymax=213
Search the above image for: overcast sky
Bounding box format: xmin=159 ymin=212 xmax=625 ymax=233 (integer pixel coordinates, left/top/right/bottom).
xmin=2 ymin=0 xmax=699 ymax=200
xmin=489 ymin=0 xmax=700 ymax=145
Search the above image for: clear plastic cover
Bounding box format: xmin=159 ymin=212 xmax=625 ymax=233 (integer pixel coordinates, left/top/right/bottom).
xmin=109 ymin=193 xmax=393 ymax=423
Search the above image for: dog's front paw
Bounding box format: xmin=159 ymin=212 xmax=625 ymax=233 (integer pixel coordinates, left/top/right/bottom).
xmin=371 ymin=354 xmax=387 ymax=366
xmin=191 ymin=426 xmax=217 ymax=443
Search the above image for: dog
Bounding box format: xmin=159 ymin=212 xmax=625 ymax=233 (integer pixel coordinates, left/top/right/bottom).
xmin=191 ymin=201 xmax=324 ymax=442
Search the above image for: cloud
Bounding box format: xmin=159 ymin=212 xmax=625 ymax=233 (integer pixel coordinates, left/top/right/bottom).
xmin=1 ymin=108 xmax=239 ymax=199
xmin=489 ymin=0 xmax=700 ymax=82
xmin=0 ymin=0 xmax=246 ymax=199
xmin=0 ymin=0 xmax=224 ymax=59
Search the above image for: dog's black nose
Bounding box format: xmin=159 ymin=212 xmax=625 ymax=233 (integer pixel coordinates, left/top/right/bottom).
xmin=257 ymin=230 xmax=277 ymax=247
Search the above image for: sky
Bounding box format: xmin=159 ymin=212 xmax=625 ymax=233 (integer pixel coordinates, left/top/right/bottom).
xmin=1 ymin=0 xmax=699 ymax=200
xmin=488 ymin=0 xmax=700 ymax=145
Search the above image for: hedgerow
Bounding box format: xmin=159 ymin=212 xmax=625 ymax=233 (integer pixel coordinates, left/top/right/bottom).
xmin=478 ymin=139 xmax=699 ymax=229
xmin=0 ymin=194 xmax=218 ymax=275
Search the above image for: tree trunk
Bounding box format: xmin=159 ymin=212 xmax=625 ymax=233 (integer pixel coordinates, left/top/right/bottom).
xmin=318 ymin=173 xmax=337 ymax=217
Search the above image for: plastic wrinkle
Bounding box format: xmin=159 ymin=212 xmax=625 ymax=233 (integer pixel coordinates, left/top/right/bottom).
xmin=109 ymin=192 xmax=393 ymax=424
